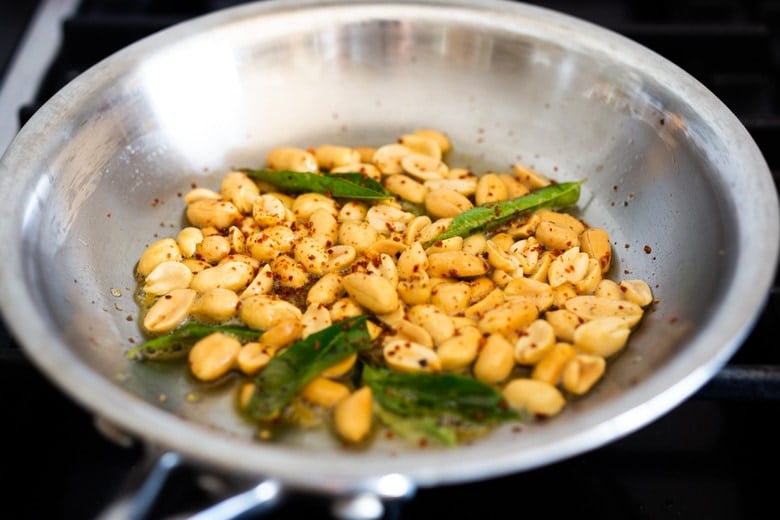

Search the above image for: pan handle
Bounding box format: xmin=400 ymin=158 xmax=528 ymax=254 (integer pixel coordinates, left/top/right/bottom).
xmin=187 ymin=479 xmax=284 ymax=519
xmin=96 ymin=448 xmax=285 ymax=520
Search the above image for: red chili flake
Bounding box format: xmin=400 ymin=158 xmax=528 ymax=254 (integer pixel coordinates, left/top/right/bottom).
xmin=150 ymin=198 xmax=160 ymax=207
xmin=669 ymin=316 xmax=679 ymax=324
xmin=624 ymin=243 xmax=630 ymax=249
xmin=418 ymin=438 xmax=429 ymax=448
xmin=418 ymin=358 xmax=428 ymax=367
xmin=644 ymin=245 xmax=652 ymax=254
xmin=164 ymin=294 xmax=173 ymax=299
xmin=313 ymin=340 xmax=322 ymax=350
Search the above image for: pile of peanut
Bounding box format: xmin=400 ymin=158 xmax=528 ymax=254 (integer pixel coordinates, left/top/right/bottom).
xmin=134 ymin=129 xmax=653 ymax=444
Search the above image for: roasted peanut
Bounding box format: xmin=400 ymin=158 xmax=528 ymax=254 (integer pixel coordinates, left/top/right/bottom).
xmin=259 ymin=319 xmax=303 ymax=349
xmin=512 ymin=163 xmax=551 ymax=189
xmin=341 ymin=272 xmax=399 ymax=315
xmin=373 ymin=143 xmax=411 ymax=174
xmin=137 ymin=238 xmax=182 ymax=276
xmin=338 ymin=221 xmax=379 ymax=253
xmin=237 ymin=342 xmax=274 ymax=376
xmin=301 ymin=302 xmax=333 ymax=338
xmin=186 ymin=199 xmax=241 ymax=230
xmin=544 ymin=309 xmax=582 ymax=343
xmin=573 ymin=316 xmax=632 ymax=357
xmin=384 ymin=174 xmax=427 ymax=204
xmin=239 ymin=295 xmax=302 ymax=330
xmin=321 ymin=353 xmax=358 ymax=378
xmin=427 ymin=251 xmax=488 ymax=278
xmin=579 ymin=228 xmax=612 ymax=272
xmin=270 ymin=254 xmax=309 ymax=288
xmin=177 ymin=227 xmax=203 ymax=258
xmin=383 ymin=338 xmax=442 ymax=373
xmin=190 ymin=261 xmax=254 ymax=292
xmin=564 ymin=295 xmax=644 ymax=327
xmin=301 ymin=377 xmax=350 ymax=408
xmin=407 ymin=304 xmax=455 ymax=346
xmin=221 ymin=171 xmax=260 ymax=214
xmin=334 ymin=387 xmax=373 ymax=443
xmin=531 ymin=342 xmax=576 ymax=385
xmin=473 ymin=333 xmax=515 ymax=384
xmin=430 ymin=281 xmax=472 ymax=314
xmin=194 ymin=234 xmax=231 ymax=264
xmin=253 ymin=194 xmax=291 ymax=228
xmin=514 ymin=319 xmax=556 ymax=365
xmin=188 ymin=332 xmax=241 ymax=382
xmin=619 ymin=279 xmax=654 ymax=307
xmin=399 ymin=133 xmax=443 ymax=160
xmin=478 ymin=298 xmax=538 ymax=336
xmin=411 ymin=128 xmax=451 ymax=153
xmin=306 ymin=272 xmax=344 ymax=306
xmin=314 ymin=145 xmax=361 ymax=170
xmin=562 ymin=354 xmax=606 ymax=395
xmin=503 ymin=378 xmax=565 ymax=417
xmin=143 ymin=261 xmax=193 ymax=296
xmin=402 ymin=152 xmax=448 ymax=180
xmin=424 ymin=188 xmax=473 ymax=218
xmin=475 ymin=173 xmax=509 ymax=205
xmin=190 ymin=287 xmax=240 ymax=323
xmin=266 ymin=146 xmax=318 ymax=172
xmin=547 ymin=247 xmax=590 ymax=287
xmin=143 ymin=288 xmax=196 ymax=333
xmin=436 ymin=325 xmax=482 ymax=371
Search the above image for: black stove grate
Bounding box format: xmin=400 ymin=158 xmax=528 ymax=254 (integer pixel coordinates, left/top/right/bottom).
xmin=2 ymin=1 xmax=780 ymax=519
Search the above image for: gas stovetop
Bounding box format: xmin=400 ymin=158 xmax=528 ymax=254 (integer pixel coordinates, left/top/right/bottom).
xmin=1 ymin=1 xmax=779 ymax=519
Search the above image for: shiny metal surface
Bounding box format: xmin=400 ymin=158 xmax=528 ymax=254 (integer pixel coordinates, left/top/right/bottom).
xmin=0 ymin=0 xmax=777 ymax=499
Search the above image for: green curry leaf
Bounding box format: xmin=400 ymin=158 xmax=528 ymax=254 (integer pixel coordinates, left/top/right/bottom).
xmin=244 ymin=315 xmax=373 ymax=422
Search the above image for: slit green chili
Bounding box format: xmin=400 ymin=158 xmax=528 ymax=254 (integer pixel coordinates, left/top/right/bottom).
xmin=424 ymin=180 xmax=583 ymax=246
xmin=244 ymin=169 xmax=392 ymax=200
xmin=126 ymin=322 xmax=261 ymax=361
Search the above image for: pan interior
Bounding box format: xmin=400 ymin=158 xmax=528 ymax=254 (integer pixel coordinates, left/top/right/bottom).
xmin=2 ymin=0 xmax=775 ymax=488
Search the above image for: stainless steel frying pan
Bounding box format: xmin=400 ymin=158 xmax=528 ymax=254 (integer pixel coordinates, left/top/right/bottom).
xmin=1 ymin=0 xmax=777 ymax=517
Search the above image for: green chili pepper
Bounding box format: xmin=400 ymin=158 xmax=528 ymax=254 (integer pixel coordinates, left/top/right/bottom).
xmin=424 ymin=181 xmax=582 ymax=246
xmin=244 ymin=315 xmax=372 ymax=422
xmin=244 ymin=169 xmax=392 ymax=200
xmin=126 ymin=322 xmax=261 ymax=361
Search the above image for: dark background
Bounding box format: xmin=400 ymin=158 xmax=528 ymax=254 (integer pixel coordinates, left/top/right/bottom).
xmin=1 ymin=1 xmax=779 ymax=519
